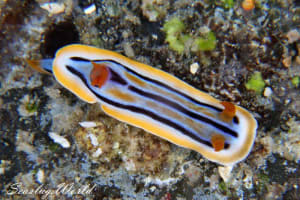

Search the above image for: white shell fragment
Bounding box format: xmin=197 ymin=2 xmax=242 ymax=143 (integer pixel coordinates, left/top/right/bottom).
xmin=88 ymin=133 xmax=99 ymax=146
xmin=48 ymin=132 xmax=70 ymax=148
xmin=218 ymin=165 xmax=233 ymax=182
xmin=190 ymin=62 xmax=199 ymax=75
xmin=36 ymin=169 xmax=45 ymax=184
xmin=92 ymin=148 xmax=102 ymax=157
xmin=79 ymin=121 xmax=97 ymax=128
xmin=113 ymin=142 xmax=120 ymax=149
xmin=84 ymin=4 xmax=96 ymax=14
xmin=143 ymin=176 xmax=179 ymax=187
xmin=40 ymin=2 xmax=65 ymax=15
xmin=286 ymin=29 xmax=300 ymax=44
xmin=263 ymin=87 xmax=272 ymax=97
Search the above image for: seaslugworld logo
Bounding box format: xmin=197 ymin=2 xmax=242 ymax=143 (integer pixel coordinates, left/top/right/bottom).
xmin=6 ymin=182 xmax=97 ymax=199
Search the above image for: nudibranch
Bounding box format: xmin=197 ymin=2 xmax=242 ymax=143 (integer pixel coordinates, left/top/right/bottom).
xmin=27 ymin=44 xmax=257 ymax=166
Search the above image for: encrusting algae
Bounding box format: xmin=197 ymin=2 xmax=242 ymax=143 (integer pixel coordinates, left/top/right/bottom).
xmin=75 ymin=105 xmax=171 ymax=175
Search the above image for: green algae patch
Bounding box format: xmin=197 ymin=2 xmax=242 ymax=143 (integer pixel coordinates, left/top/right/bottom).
xmin=25 ymin=101 xmax=38 ymax=113
xmin=49 ymin=143 xmax=61 ymax=153
xmin=256 ymin=173 xmax=270 ymax=194
xmin=218 ymin=181 xmax=231 ymax=196
xmin=245 ymin=71 xmax=265 ymax=94
xmin=163 ymin=17 xmax=185 ymax=35
xmin=194 ymin=31 xmax=217 ymax=51
xmin=163 ymin=17 xmax=190 ymax=53
xmin=221 ymin=0 xmax=235 ymax=9
xmin=291 ymin=76 xmax=299 ymax=87
xmin=163 ymin=18 xmax=217 ymax=53
xmin=165 ymin=34 xmax=189 ymax=53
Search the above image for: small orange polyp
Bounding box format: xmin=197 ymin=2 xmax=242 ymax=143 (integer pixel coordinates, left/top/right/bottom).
xmin=220 ymin=101 xmax=236 ymax=122
xmin=90 ymin=62 xmax=109 ymax=88
xmin=242 ymin=0 xmax=255 ymax=11
xmin=211 ymin=134 xmax=225 ymax=152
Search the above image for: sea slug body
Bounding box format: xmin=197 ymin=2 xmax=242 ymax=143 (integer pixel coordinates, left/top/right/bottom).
xmin=27 ymin=44 xmax=257 ymax=166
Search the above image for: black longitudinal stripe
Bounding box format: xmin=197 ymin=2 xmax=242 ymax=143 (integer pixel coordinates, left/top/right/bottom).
xmin=71 ymin=57 xmax=90 ymax=62
xmin=70 ymin=57 xmax=222 ymax=111
xmin=233 ymin=116 xmax=239 ymax=124
xmin=70 ymin=56 xmax=239 ymax=124
xmin=129 ymin=86 xmax=238 ymax=138
xmin=65 ymin=65 xmax=230 ymax=150
xmin=109 ymin=68 xmax=128 ymax=85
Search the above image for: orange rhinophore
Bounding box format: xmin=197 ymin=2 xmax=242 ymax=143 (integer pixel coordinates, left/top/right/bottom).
xmin=242 ymin=0 xmax=255 ymax=11
xmin=90 ymin=62 xmax=109 ymax=88
xmin=220 ymin=101 xmax=236 ymax=122
xmin=26 ymin=59 xmax=52 ymax=75
xmin=211 ymin=134 xmax=225 ymax=152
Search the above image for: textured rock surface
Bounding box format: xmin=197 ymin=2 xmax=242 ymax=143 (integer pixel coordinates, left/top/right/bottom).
xmin=0 ymin=0 xmax=299 ymax=199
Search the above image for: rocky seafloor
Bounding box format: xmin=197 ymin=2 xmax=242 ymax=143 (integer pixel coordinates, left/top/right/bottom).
xmin=0 ymin=0 xmax=299 ymax=199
